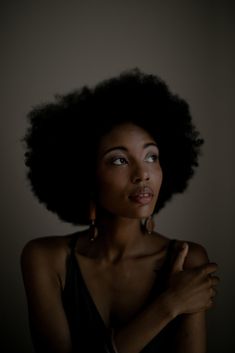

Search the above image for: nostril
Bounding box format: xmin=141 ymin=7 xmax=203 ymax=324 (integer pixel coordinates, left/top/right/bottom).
xmin=132 ymin=172 xmax=150 ymax=183
xmin=143 ymin=170 xmax=150 ymax=181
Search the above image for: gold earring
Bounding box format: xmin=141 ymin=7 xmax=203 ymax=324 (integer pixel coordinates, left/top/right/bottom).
xmin=144 ymin=215 xmax=154 ymax=235
xmin=89 ymin=200 xmax=98 ymax=242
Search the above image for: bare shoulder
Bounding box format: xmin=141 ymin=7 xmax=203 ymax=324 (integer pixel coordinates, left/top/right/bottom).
xmin=153 ymin=232 xmax=210 ymax=269
xmin=20 ymin=232 xmax=82 ymax=282
xmin=174 ymin=239 xmax=210 ymax=269
xmin=21 ymin=235 xmax=68 ymax=267
xmin=21 ymin=235 xmax=75 ymax=352
xmin=151 ymin=231 xmax=171 ymax=250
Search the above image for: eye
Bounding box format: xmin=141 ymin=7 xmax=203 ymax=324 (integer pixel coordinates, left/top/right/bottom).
xmin=145 ymin=153 xmax=159 ymax=163
xmin=111 ymin=157 xmax=128 ymax=165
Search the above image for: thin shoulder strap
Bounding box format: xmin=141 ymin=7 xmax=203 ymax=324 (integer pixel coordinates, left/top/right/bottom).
xmin=160 ymin=238 xmax=177 ymax=272
xmin=63 ymin=233 xmax=79 ymax=291
xmin=165 ymin=238 xmax=177 ymax=262
xmin=68 ymin=232 xmax=79 ymax=254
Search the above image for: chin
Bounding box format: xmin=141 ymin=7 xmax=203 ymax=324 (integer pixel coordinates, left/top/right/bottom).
xmin=126 ymin=207 xmax=155 ymax=220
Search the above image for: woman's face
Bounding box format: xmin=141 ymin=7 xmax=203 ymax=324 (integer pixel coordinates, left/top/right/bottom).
xmin=96 ymin=122 xmax=163 ymax=219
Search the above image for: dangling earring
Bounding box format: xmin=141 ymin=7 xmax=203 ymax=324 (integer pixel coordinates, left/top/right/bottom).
xmin=89 ymin=200 xmax=98 ymax=242
xmin=144 ymin=215 xmax=154 ymax=235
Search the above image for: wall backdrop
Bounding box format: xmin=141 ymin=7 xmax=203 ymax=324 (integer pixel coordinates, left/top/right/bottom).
xmin=1 ymin=1 xmax=234 ymax=352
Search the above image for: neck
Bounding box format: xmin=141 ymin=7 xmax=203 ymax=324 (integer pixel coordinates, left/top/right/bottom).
xmin=93 ymin=216 xmax=147 ymax=263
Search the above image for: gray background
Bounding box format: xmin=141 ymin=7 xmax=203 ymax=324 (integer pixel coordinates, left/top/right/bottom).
xmin=1 ymin=0 xmax=234 ymax=352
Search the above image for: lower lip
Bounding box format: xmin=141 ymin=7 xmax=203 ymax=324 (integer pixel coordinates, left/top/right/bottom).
xmin=129 ymin=195 xmax=153 ymax=205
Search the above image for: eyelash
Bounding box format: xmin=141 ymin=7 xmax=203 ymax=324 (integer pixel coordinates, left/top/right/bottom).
xmin=147 ymin=154 xmax=159 ymax=162
xmin=110 ymin=154 xmax=159 ymax=166
xmin=110 ymin=157 xmax=128 ymax=165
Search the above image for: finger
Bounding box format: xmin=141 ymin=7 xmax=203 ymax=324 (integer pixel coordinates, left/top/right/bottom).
xmin=210 ymin=287 xmax=217 ymax=298
xmin=202 ymin=263 xmax=218 ymax=276
xmin=209 ymin=297 xmax=215 ymax=307
xmin=171 ymin=242 xmax=189 ymax=273
xmin=210 ymin=275 xmax=220 ymax=287
xmin=205 ymin=299 xmax=214 ymax=311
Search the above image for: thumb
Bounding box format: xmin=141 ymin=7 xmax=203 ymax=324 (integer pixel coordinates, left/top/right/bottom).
xmin=171 ymin=242 xmax=189 ymax=273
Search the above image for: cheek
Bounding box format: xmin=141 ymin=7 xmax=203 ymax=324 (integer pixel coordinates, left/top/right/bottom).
xmin=96 ymin=168 xmax=128 ymax=196
xmin=158 ymin=168 xmax=163 ymax=185
xmin=97 ymin=163 xmax=127 ymax=183
xmin=98 ymin=177 xmax=126 ymax=196
xmin=96 ymin=178 xmax=127 ymax=212
xmin=151 ymin=165 xmax=163 ymax=187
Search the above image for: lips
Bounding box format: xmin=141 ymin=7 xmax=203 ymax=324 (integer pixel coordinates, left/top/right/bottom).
xmin=129 ymin=186 xmax=154 ymax=205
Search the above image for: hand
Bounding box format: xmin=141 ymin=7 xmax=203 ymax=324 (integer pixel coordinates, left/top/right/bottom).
xmin=165 ymin=242 xmax=219 ymax=316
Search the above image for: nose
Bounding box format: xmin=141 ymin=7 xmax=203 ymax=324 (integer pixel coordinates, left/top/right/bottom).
xmin=131 ymin=163 xmax=150 ymax=184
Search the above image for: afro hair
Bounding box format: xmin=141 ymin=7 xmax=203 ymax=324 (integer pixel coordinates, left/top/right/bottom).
xmin=22 ymin=68 xmax=204 ymax=225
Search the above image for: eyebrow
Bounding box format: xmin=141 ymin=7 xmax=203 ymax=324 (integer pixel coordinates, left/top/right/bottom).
xmin=102 ymin=142 xmax=159 ymax=157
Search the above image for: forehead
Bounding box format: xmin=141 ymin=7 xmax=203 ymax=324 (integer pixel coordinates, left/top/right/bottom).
xmin=99 ymin=122 xmax=155 ymax=147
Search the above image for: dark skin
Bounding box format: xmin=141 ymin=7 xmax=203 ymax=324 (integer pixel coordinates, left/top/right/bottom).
xmin=21 ymin=123 xmax=219 ymax=353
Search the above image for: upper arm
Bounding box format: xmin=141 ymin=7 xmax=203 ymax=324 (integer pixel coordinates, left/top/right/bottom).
xmin=21 ymin=238 xmax=72 ymax=353
xmin=183 ymin=241 xmax=210 ymax=269
xmin=172 ymin=240 xmax=210 ymax=353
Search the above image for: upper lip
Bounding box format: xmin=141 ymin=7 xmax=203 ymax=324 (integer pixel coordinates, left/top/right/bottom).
xmin=129 ymin=186 xmax=154 ymax=198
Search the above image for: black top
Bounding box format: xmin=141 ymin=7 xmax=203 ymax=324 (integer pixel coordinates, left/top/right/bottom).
xmin=62 ymin=234 xmax=176 ymax=353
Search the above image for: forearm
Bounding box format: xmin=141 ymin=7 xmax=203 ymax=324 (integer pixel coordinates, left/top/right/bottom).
xmin=112 ymin=292 xmax=176 ymax=353
xmin=170 ymin=312 xmax=207 ymax=353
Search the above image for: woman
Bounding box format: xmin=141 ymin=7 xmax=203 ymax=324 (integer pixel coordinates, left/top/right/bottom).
xmin=21 ymin=68 xmax=219 ymax=353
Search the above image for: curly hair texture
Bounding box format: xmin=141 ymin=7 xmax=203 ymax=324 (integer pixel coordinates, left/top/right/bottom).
xmin=22 ymin=68 xmax=204 ymax=225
